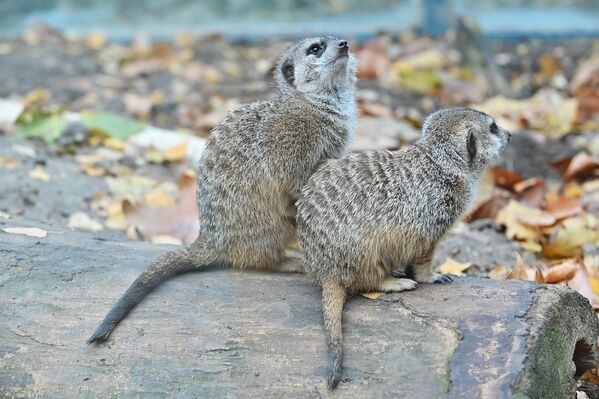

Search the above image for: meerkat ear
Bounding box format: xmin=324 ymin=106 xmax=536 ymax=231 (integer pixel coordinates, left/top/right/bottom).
xmin=281 ymin=59 xmax=295 ymax=87
xmin=467 ymin=129 xmax=478 ymax=163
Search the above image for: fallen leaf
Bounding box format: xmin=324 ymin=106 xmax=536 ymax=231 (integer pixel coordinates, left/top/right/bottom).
xmin=513 ymin=177 xmax=545 ymax=205
xmin=164 ymin=141 xmax=189 ymax=162
xmin=361 ymin=292 xmax=384 ymax=300
xmin=506 ymin=253 xmax=530 ymax=280
xmin=491 ymin=167 xmax=524 ymax=190
xmin=360 ymin=102 xmax=393 ymax=118
xmin=144 ymin=188 xmax=176 ymax=207
xmin=476 ymin=88 xmax=578 ymax=138
xmin=0 ymin=156 xmax=21 ymax=169
xmin=496 ymin=200 xmax=547 ymax=241
xmin=84 ymin=31 xmax=106 ymax=50
xmin=488 ymin=264 xmax=509 ymax=279
xmin=542 ymin=217 xmax=599 ymax=259
xmin=356 ymin=41 xmax=390 ymax=80
xmin=544 ymin=196 xmax=582 ymax=220
xmin=438 ymin=257 xmax=472 ymax=275
xmin=68 ymin=212 xmax=103 ymax=232
xmin=82 ymin=111 xmax=146 ymax=140
xmin=0 ymin=98 xmax=24 ymax=125
xmin=29 ymin=166 xmax=51 ymax=182
xmin=2 ymin=227 xmax=47 ymax=238
xmin=544 ymin=259 xmax=579 ymax=284
xmin=563 ymin=153 xmax=599 ymax=180
xmin=568 ymin=261 xmax=599 ymax=309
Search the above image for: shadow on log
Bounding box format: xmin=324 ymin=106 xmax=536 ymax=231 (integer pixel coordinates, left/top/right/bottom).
xmin=0 ymin=226 xmax=597 ymax=398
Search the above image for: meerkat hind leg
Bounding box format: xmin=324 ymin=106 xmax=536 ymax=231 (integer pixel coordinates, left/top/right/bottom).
xmin=377 ymin=277 xmax=417 ymax=293
xmin=275 ymin=255 xmax=304 ymax=273
xmin=412 ymin=249 xmax=453 ymax=284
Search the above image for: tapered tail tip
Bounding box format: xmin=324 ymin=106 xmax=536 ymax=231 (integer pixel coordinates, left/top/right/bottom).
xmin=327 ymin=347 xmax=343 ymax=389
xmin=87 ymin=322 xmax=114 ymax=344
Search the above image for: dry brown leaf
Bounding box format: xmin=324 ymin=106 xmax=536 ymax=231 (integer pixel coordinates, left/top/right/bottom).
xmin=491 ymin=167 xmax=524 ymax=190
xmin=29 ymin=166 xmax=51 ymax=182
xmin=488 ymin=264 xmax=509 ymax=279
xmin=360 ymin=102 xmax=393 ymax=117
xmin=123 ymin=171 xmax=199 ymax=244
xmin=543 ymin=259 xmax=579 ymax=284
xmin=0 ymin=156 xmax=21 ymax=169
xmin=544 ymin=196 xmax=582 ymax=220
xmin=506 ymin=253 xmax=530 ymax=281
xmin=144 ymin=188 xmax=176 ymax=207
xmin=513 ymin=177 xmax=545 ymax=205
xmin=3 ymin=227 xmax=47 ymax=238
xmin=356 ymin=41 xmax=390 ymax=80
xmin=563 ymin=153 xmax=599 ymax=180
xmin=84 ymin=31 xmax=106 ymax=50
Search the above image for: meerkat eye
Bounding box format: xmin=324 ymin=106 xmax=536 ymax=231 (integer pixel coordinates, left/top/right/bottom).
xmin=490 ymin=122 xmax=498 ymax=135
xmin=306 ymin=43 xmax=325 ymax=57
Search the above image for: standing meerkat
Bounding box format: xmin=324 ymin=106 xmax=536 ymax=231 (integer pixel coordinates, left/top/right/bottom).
xmin=88 ymin=37 xmax=357 ymax=343
xmin=297 ymin=107 xmax=511 ymax=388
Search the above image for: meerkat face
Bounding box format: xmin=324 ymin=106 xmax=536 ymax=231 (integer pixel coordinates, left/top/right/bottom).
xmin=422 ymin=107 xmax=511 ymax=169
xmin=275 ymin=37 xmax=357 ymax=95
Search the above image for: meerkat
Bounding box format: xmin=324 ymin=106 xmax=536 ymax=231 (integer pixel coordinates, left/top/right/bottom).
xmin=88 ymin=37 xmax=358 ymax=343
xmin=296 ymin=107 xmax=511 ymax=388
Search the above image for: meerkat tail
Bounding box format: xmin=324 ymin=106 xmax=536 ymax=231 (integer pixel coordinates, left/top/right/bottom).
xmin=87 ymin=241 xmax=216 ymax=344
xmin=321 ymin=280 xmax=347 ymax=389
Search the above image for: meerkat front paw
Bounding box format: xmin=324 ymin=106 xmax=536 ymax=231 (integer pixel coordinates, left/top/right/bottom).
xmin=378 ymin=277 xmax=418 ymax=293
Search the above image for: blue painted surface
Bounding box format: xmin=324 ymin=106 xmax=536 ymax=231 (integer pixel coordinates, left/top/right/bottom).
xmin=0 ymin=0 xmax=598 ymax=39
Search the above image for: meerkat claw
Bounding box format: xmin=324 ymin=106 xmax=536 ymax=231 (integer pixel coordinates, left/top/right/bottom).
xmin=433 ymin=273 xmax=453 ymax=284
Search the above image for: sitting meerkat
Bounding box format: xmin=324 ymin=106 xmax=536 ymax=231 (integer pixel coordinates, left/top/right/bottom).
xmin=296 ymin=107 xmax=511 ymax=388
xmin=88 ymin=37 xmax=357 ymax=343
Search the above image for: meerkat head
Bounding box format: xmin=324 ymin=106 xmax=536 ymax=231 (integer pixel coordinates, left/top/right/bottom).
xmin=421 ymin=107 xmax=511 ymax=171
xmin=275 ymin=36 xmax=357 ymax=96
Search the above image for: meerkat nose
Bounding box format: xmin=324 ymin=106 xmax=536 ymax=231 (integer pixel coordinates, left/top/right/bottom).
xmin=337 ymin=40 xmax=348 ymax=49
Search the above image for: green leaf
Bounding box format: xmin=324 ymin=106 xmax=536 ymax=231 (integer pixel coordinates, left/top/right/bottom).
xmin=16 ymin=114 xmax=65 ymax=143
xmin=82 ymin=111 xmax=145 ymax=140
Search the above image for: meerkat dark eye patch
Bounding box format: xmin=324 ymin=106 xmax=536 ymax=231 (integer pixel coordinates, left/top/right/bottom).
xmin=306 ymin=42 xmax=326 ymax=58
xmin=467 ymin=130 xmax=478 ymax=163
xmin=490 ymin=122 xmax=498 ymax=135
xmin=281 ymin=59 xmax=295 ymax=86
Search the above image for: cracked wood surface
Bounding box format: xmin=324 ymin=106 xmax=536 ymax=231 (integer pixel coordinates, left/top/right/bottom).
xmin=0 ymin=225 xmax=597 ymax=398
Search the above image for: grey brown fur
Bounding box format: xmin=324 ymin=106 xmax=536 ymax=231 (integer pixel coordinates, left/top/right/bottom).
xmin=296 ymin=107 xmax=511 ymax=388
xmin=88 ymin=37 xmax=357 ymax=343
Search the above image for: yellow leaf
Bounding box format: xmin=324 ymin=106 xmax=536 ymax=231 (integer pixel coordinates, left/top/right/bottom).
xmin=3 ymin=227 xmax=47 ymax=238
xmin=589 ymin=276 xmax=599 ymax=295
xmin=103 ymin=138 xmax=127 ymax=151
xmin=165 ymin=141 xmax=188 ymax=162
xmin=81 ymin=165 xmax=106 ymax=177
xmin=29 ymin=166 xmax=51 ymax=182
xmin=542 ymin=218 xmax=599 ymax=259
xmin=144 ymin=189 xmax=176 ymax=207
xmin=438 ymin=257 xmax=472 ymax=275
xmin=495 ymin=200 xmax=542 ymax=242
xmin=361 ymin=292 xmax=384 ymax=300
xmin=85 ymin=31 xmax=106 ymax=50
